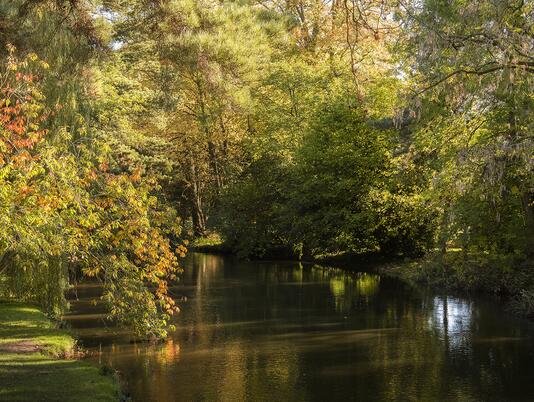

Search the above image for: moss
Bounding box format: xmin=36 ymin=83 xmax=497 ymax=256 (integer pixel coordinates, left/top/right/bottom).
xmin=0 ymin=301 xmax=120 ymax=402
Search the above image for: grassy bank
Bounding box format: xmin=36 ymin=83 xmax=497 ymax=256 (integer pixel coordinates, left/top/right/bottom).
xmin=0 ymin=301 xmax=119 ymax=402
xmin=188 ymin=232 xmax=233 ymax=254
xmin=378 ymin=251 xmax=534 ymax=316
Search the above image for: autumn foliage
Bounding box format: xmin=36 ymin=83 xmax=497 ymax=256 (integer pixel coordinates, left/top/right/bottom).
xmin=0 ymin=46 xmax=183 ymax=338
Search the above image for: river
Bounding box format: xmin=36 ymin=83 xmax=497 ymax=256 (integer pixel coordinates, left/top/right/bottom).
xmin=66 ymin=253 xmax=534 ymax=401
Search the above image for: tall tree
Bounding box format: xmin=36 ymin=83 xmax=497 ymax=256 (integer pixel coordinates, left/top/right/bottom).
xmin=398 ymin=0 xmax=534 ymax=256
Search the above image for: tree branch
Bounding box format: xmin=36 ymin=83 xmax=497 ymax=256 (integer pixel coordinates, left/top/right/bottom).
xmin=415 ymin=62 xmax=534 ymax=95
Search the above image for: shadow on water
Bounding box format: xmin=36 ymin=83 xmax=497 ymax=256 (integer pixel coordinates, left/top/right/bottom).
xmin=66 ymin=253 xmax=534 ymax=402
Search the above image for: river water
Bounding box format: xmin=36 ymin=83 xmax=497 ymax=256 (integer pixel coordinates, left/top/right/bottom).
xmin=66 ymin=253 xmax=534 ymax=402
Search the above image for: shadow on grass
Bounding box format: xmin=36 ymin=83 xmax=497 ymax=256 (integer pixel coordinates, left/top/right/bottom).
xmin=0 ymin=359 xmax=118 ymax=401
xmin=0 ymin=301 xmax=119 ymax=402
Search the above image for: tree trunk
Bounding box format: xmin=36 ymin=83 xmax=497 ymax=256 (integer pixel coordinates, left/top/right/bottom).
xmin=207 ymin=141 xmax=223 ymax=191
xmin=187 ymin=157 xmax=207 ymax=237
xmin=521 ymin=190 xmax=534 ymax=256
xmin=508 ymin=100 xmax=534 ymax=255
xmin=195 ymin=77 xmax=223 ymax=193
xmin=300 ymin=243 xmax=314 ymax=262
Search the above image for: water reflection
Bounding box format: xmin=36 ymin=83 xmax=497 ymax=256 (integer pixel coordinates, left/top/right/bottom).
xmin=325 ymin=270 xmax=380 ymax=312
xmin=430 ymin=296 xmax=473 ymax=352
xmin=68 ymin=253 xmax=534 ymax=402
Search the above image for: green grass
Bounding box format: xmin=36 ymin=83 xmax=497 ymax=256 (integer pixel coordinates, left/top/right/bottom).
xmin=189 ymin=232 xmax=232 ymax=254
xmin=189 ymin=232 xmax=224 ymax=248
xmin=0 ymin=301 xmax=119 ymax=402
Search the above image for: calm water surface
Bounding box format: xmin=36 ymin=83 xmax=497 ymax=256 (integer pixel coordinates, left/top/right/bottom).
xmin=67 ymin=253 xmax=534 ymax=402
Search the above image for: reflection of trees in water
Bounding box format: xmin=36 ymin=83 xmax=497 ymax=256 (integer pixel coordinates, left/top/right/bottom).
xmin=328 ymin=272 xmax=380 ymax=312
xmin=431 ymin=296 xmax=473 ymax=352
xmin=185 ymin=256 xmax=467 ymax=400
xmin=361 ymin=295 xmax=475 ymax=401
xmin=85 ymin=254 xmax=534 ymax=401
xmin=310 ymin=265 xmax=380 ymax=312
xmin=362 ymin=293 xmax=534 ymax=401
xmin=161 ymin=253 xmax=309 ymax=400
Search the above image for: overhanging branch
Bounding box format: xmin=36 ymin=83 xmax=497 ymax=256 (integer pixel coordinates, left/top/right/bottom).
xmin=415 ymin=62 xmax=534 ymax=95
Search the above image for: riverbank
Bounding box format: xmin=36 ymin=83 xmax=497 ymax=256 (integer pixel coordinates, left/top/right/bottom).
xmin=189 ymin=234 xmax=390 ymax=264
xmin=0 ymin=301 xmax=120 ymax=402
xmin=377 ymin=251 xmax=534 ymax=317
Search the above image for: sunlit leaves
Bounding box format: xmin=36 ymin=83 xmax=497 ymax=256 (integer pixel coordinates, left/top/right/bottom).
xmin=0 ymin=44 xmax=185 ymax=338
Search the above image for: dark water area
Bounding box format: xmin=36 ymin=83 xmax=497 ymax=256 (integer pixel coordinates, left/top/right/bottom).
xmin=66 ymin=253 xmax=534 ymax=402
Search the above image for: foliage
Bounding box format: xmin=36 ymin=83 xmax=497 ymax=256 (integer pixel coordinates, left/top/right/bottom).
xmin=1 ymin=0 xmax=533 ymax=338
xmin=0 ymin=44 xmax=182 ymax=337
xmin=398 ymin=0 xmax=534 ymax=258
xmin=286 ymin=99 xmax=391 ymax=254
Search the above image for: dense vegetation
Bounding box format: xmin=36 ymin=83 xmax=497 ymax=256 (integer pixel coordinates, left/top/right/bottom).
xmin=0 ymin=0 xmax=532 ymax=336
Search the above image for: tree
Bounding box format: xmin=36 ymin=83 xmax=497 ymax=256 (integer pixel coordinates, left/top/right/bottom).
xmin=0 ymin=1 xmax=185 ymax=337
xmin=110 ymin=0 xmax=278 ymax=236
xmin=398 ymin=0 xmax=534 ymax=257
